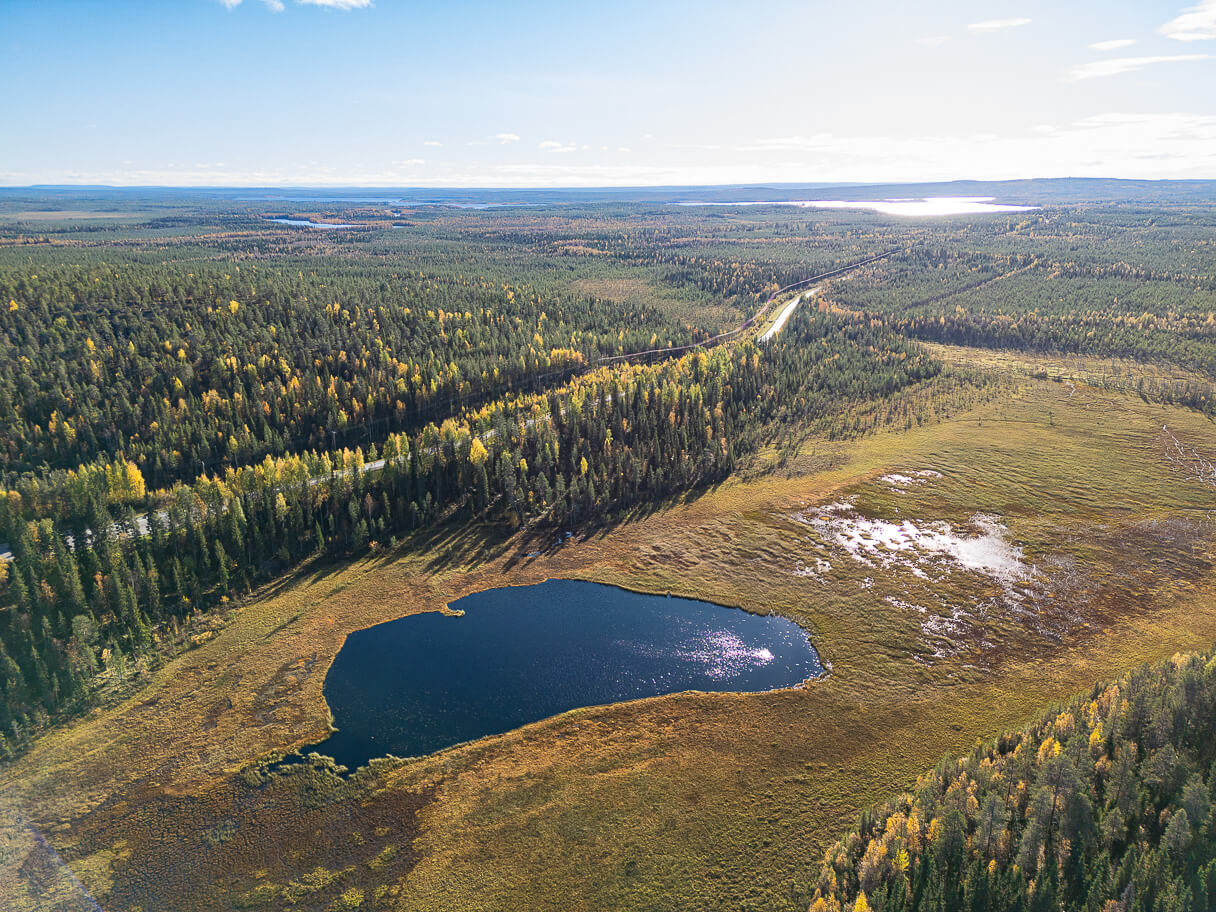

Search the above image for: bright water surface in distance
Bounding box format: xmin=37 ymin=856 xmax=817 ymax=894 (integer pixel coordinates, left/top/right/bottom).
xmin=266 ymin=217 xmax=357 ymax=228
xmin=676 ymin=196 xmax=1038 ymax=216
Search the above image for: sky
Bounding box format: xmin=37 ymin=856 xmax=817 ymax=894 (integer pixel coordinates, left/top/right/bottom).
xmin=3 ymin=0 xmax=1215 ymax=187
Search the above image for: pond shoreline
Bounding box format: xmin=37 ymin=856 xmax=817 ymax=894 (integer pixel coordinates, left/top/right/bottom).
xmin=284 ymin=578 xmax=824 ymax=771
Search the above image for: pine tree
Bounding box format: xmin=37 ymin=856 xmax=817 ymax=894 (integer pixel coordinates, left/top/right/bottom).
xmin=214 ymin=541 xmax=230 ymax=596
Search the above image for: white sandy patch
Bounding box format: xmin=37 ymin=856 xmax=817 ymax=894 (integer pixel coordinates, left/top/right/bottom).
xmin=885 ymin=595 xmax=979 ymax=660
xmin=793 ymin=557 xmax=832 ymax=579
xmin=880 ymin=469 xmax=943 ymax=489
xmin=793 ymin=500 xmax=1031 ymax=586
xmin=788 ymin=498 xmax=1057 ymax=663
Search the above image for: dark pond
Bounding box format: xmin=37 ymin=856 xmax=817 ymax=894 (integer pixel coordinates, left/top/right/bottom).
xmin=303 ymin=579 xmax=821 ymax=769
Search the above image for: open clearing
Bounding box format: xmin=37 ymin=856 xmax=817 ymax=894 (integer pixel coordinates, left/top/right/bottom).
xmin=4 ymin=354 xmax=1216 ymax=911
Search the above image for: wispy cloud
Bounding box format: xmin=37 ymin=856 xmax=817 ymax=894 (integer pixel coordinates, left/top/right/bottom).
xmin=1067 ymin=53 xmax=1212 ymax=80
xmin=539 ymin=140 xmax=578 ymax=153
xmin=218 ymin=0 xmax=369 ymax=9
xmin=493 ymin=113 xmax=1216 ymax=185
xmin=916 ymin=35 xmax=951 ymax=47
xmin=495 ymin=133 xmax=521 ymax=144
xmin=735 ymin=134 xmax=838 ymax=153
xmin=11 ymin=113 xmax=1216 ymax=187
xmin=423 ymin=141 xmax=443 ymax=148
xmin=724 ymin=113 xmax=1216 ymax=181
xmin=968 ymin=17 xmax=1031 ymax=32
xmin=1160 ymin=0 xmax=1216 ymax=41
xmin=296 ymin=0 xmax=373 ymax=8
xmin=1089 ymin=38 xmax=1136 ymax=51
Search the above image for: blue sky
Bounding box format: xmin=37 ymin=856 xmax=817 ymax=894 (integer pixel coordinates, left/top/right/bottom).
xmin=3 ymin=0 xmax=1215 ymax=186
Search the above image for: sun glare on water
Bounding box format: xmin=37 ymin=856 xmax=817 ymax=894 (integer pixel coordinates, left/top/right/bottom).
xmin=678 ymin=197 xmax=1038 ymax=216
xmin=676 ymin=630 xmax=778 ymax=680
xmin=803 ymin=197 xmax=1039 ymax=216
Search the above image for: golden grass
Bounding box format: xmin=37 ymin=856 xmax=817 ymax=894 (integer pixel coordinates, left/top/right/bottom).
xmin=3 ymin=365 xmax=1216 ymax=911
xmin=925 ymin=341 xmax=1216 ymax=393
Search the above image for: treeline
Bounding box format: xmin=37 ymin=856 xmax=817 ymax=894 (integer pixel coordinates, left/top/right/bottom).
xmin=808 ymin=647 xmax=1216 ymax=912
xmin=0 ymin=310 xmax=940 ymax=755
xmin=831 ymin=247 xmax=1216 ymax=384
xmin=550 ymin=232 xmax=882 ymax=303
xmin=0 ymin=256 xmax=698 ymax=488
xmin=890 ymin=307 xmax=1216 ymax=388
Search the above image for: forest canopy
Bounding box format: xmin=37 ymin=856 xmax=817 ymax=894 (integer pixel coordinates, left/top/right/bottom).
xmin=808 ymin=647 xmax=1216 ymax=912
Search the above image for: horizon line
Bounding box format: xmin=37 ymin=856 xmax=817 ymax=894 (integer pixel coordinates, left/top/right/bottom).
xmin=4 ymin=175 xmax=1216 ymax=193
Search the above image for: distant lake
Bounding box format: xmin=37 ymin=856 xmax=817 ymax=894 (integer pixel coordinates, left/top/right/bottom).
xmin=676 ymin=197 xmax=1038 ymax=216
xmin=304 ymin=580 xmax=822 ymax=768
xmin=265 ymin=217 xmax=357 ymax=228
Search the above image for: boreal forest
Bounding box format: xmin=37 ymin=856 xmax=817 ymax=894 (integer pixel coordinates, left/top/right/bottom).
xmin=2 ymin=181 xmax=1216 ymax=912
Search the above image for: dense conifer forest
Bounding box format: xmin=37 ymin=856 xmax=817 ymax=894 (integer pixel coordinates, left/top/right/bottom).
xmin=0 ymin=259 xmax=698 ymax=484
xmin=809 ymin=647 xmax=1216 ymax=912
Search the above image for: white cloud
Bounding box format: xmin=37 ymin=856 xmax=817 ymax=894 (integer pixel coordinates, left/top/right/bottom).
xmin=736 ymin=133 xmax=838 ymax=153
xmin=423 ymin=140 xmax=443 ymax=147
xmin=1160 ymin=0 xmax=1216 ymax=41
xmin=465 ymin=115 xmax=1216 ymax=184
xmin=968 ymin=17 xmax=1031 ymax=32
xmin=727 ymin=113 xmax=1216 ymax=183
xmin=1067 ymin=53 xmax=1212 ymax=80
xmin=916 ymin=35 xmax=951 ymax=47
xmin=12 ymin=108 xmax=1216 ymax=188
xmin=8 ymin=113 xmax=1216 ymax=188
xmin=539 ymin=140 xmax=578 ymax=153
xmin=537 ymin=140 xmax=562 ymax=149
xmin=495 ymin=133 xmax=521 ymax=144
xmin=1089 ymin=38 xmax=1136 ymax=51
xmin=617 ymin=147 xmax=632 ymax=153
xmin=218 ymin=0 xmax=365 ymax=9
xmin=296 ymin=0 xmax=373 ymax=8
